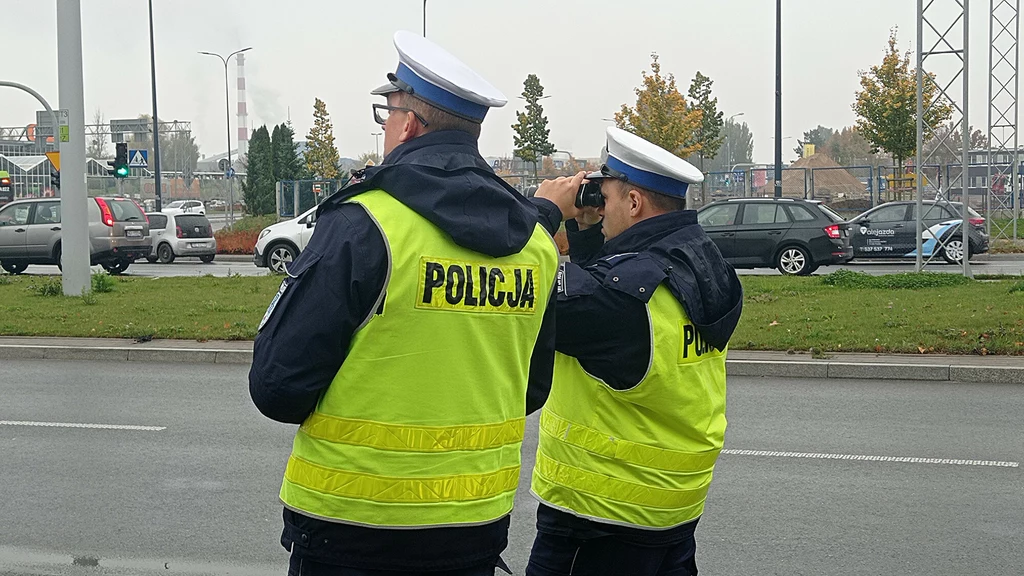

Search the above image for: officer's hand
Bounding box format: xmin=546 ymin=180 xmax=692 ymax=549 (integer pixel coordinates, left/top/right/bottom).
xmin=535 ymin=171 xmax=586 ymax=222
xmin=576 ymin=206 xmax=603 ymax=230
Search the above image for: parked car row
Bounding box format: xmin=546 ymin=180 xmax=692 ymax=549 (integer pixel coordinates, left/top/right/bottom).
xmin=0 ymin=197 xmax=216 ymax=275
xmin=0 ymin=194 xmax=991 ymax=278
xmin=697 ymin=198 xmax=990 ymax=275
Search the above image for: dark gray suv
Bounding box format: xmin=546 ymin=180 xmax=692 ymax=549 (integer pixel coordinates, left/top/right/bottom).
xmin=0 ymin=197 xmax=151 ymax=275
xmin=697 ymin=198 xmax=853 ymax=275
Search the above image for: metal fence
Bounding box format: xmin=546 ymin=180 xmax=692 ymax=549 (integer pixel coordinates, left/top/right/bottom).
xmin=276 ymin=179 xmax=342 ymax=218
xmin=705 ymin=171 xmax=746 ymax=200
xmin=749 ymin=167 xmax=808 ymax=199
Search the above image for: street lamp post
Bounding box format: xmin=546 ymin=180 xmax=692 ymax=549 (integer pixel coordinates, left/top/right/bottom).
xmin=423 ymin=0 xmax=427 ymax=37
xmin=371 ymin=132 xmax=382 ymax=160
xmin=148 ymin=0 xmax=162 ymax=211
xmin=725 ymin=112 xmax=745 ymax=171
xmin=774 ymin=0 xmax=783 ymax=198
xmin=199 ymin=47 xmax=252 ymax=227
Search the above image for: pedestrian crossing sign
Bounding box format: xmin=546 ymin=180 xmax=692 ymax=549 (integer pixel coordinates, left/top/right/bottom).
xmin=128 ymin=149 xmax=149 ymax=168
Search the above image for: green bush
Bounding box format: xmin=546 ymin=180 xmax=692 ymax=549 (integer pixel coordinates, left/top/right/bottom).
xmin=27 ymin=278 xmax=62 ymax=297
xmin=820 ymin=270 xmax=972 ymax=289
xmin=1008 ymin=280 xmax=1024 ymax=294
xmin=222 ymin=214 xmax=278 ymax=233
xmin=91 ymin=272 xmax=116 ymax=294
xmin=0 ymin=275 xmax=11 ymax=286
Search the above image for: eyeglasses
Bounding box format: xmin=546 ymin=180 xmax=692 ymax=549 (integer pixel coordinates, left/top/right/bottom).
xmin=372 ymin=104 xmax=429 ymax=127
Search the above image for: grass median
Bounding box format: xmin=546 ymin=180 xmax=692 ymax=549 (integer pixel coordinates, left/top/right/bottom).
xmin=0 ymin=274 xmax=281 ymax=341
xmin=1 ymin=270 xmax=1023 ymax=355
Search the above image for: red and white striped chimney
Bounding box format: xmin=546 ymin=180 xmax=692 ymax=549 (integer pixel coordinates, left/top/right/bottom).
xmin=236 ymin=53 xmax=249 ymax=158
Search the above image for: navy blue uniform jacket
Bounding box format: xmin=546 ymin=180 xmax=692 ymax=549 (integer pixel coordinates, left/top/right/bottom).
xmin=530 ymin=197 xmax=744 ymax=544
xmin=249 ymin=130 xmax=556 ymax=572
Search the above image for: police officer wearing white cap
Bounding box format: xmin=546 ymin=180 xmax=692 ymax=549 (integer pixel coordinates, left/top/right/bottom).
xmin=523 ymin=127 xmax=744 ymax=575
xmin=250 ymin=31 xmax=560 ymax=575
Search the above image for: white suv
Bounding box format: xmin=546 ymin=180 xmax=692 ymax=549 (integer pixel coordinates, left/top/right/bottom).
xmin=253 ymin=207 xmax=317 ymax=274
xmin=162 ymin=200 xmax=206 ymax=215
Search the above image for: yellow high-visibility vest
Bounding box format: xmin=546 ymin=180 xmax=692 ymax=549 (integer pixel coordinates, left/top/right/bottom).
xmin=532 ymin=285 xmax=727 ymax=529
xmin=281 ymin=189 xmax=558 ymax=528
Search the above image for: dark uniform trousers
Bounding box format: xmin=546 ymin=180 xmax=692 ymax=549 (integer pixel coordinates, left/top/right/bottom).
xmin=525 ymin=532 xmax=697 ymax=576
xmin=288 ymin=556 xmax=500 ymax=576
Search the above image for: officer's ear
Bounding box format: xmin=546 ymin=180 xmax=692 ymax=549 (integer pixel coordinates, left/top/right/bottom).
xmin=396 ymin=110 xmax=425 ymax=144
xmin=627 ymin=188 xmax=644 ymax=217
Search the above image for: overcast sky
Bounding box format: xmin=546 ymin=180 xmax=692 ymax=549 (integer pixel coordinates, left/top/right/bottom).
xmin=0 ymin=1 xmax=1001 ymax=164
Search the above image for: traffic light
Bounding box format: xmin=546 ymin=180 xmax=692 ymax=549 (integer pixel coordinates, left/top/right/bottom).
xmin=108 ymin=142 xmax=129 ymax=178
xmin=51 ymin=170 xmax=60 ymax=191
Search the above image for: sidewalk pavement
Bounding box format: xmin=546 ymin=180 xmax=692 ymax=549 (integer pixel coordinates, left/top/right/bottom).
xmin=1 ymin=336 xmax=1022 ymax=384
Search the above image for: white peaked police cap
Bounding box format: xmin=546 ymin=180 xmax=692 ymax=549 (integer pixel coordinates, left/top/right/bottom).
xmin=371 ymin=31 xmax=507 ymax=123
xmin=586 ymin=127 xmax=705 ymax=198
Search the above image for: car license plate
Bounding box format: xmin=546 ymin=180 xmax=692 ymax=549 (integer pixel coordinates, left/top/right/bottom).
xmin=126 ymin=229 xmax=142 ymax=238
xmin=189 ymin=242 xmax=205 ymax=249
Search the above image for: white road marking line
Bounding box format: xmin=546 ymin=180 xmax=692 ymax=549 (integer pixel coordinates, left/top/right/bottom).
xmin=722 ymin=449 xmax=1019 ymax=468
xmin=0 ymin=420 xmax=165 ymax=432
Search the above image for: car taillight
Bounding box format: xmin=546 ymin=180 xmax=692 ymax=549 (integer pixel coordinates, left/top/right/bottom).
xmin=824 ymin=224 xmax=842 ymax=239
xmin=175 ymin=225 xmax=183 ymax=238
xmin=95 ymin=198 xmax=114 ymax=227
xmin=969 ymin=217 xmax=985 ymax=226
xmin=0 ymin=178 xmax=10 ymax=186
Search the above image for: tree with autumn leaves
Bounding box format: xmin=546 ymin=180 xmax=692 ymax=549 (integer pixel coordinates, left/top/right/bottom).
xmin=615 ymin=54 xmax=702 ymax=159
xmin=853 ymin=28 xmax=952 ymax=169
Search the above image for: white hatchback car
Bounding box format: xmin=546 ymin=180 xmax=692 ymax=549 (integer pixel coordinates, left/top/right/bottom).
xmin=162 ymin=199 xmax=206 ymax=215
xmin=253 ymin=207 xmax=317 ymax=274
xmin=146 ymin=212 xmax=217 ymax=263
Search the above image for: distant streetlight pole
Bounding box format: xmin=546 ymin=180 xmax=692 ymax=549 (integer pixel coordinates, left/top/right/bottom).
xmin=725 ymin=112 xmax=745 ymax=172
xmin=148 ymin=0 xmax=162 ymax=211
xmin=371 ymin=132 xmax=382 ymax=160
xmin=774 ymin=0 xmax=783 ymax=198
xmin=423 ymin=0 xmax=427 ymax=37
xmin=199 ymin=46 xmax=252 ymax=226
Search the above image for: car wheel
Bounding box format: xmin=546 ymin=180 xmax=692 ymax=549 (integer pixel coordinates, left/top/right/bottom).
xmin=146 ymin=254 xmax=158 ymax=263
xmin=941 ymin=238 xmax=967 ymax=265
xmin=157 ymin=243 xmax=175 ymax=264
xmin=53 ymin=244 xmax=62 ymax=271
xmin=199 ymin=254 xmax=215 ymax=263
xmin=1 ymin=261 xmax=28 ymax=275
xmin=267 ymin=242 xmax=297 ymax=274
xmin=776 ymin=245 xmax=813 ymax=276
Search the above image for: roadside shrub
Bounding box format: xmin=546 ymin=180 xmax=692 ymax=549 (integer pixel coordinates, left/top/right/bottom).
xmin=0 ymin=275 xmax=11 ymax=286
xmin=215 ymin=229 xmax=260 ymax=254
xmin=91 ymin=272 xmax=116 ymax=293
xmin=820 ymin=270 xmax=972 ymax=289
xmin=27 ymin=278 xmax=62 ymax=297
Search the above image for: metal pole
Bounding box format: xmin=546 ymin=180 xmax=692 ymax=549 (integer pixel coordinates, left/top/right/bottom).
xmin=423 ymin=0 xmax=427 ymax=37
xmin=148 ymin=0 xmax=162 ymax=211
xmin=916 ymin=0 xmax=925 ymax=272
xmin=55 ymin=0 xmax=90 ymax=295
xmin=963 ymin=0 xmax=973 ymax=277
xmin=1015 ymin=0 xmax=1021 ymax=241
xmin=988 ymin=0 xmax=995 ymax=240
xmin=223 ymin=59 xmax=234 ymax=226
xmin=372 ymin=132 xmax=382 ymax=159
xmin=774 ymin=0 xmax=783 ymax=198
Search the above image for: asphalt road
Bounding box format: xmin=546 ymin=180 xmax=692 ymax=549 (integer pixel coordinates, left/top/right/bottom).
xmin=1 ymin=365 xmax=1021 ymax=575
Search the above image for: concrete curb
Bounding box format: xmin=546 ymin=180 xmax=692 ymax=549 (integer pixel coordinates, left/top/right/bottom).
xmin=0 ymin=343 xmax=1020 ymax=384
xmin=0 ymin=345 xmax=252 ymax=365
xmin=727 ymin=359 xmax=1023 ymax=384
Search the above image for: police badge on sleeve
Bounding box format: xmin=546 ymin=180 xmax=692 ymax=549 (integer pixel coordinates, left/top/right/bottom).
xmin=258 ymin=279 xmax=289 ymax=332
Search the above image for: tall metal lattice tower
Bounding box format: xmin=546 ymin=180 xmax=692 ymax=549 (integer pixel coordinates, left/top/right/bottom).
xmin=988 ymin=0 xmax=1021 ymax=240
xmin=917 ymin=0 xmax=972 ymax=276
